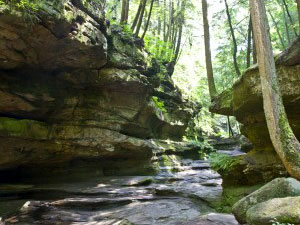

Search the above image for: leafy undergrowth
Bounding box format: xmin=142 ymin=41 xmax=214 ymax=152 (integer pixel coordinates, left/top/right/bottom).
xmin=209 ymin=153 xmax=240 ymax=172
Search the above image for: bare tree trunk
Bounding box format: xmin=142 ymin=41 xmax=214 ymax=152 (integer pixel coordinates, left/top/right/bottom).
xmin=132 ymin=0 xmax=143 ymax=31
xmin=282 ymin=0 xmax=298 ymax=36
xmin=227 ymin=116 xmax=234 ymax=137
xmin=268 ymin=10 xmax=285 ymax=49
xmin=166 ymin=0 xmax=174 ymax=43
xmin=224 ymin=0 xmax=241 ymax=77
xmin=125 ymin=0 xmax=129 ymax=22
xmin=250 ymin=0 xmax=300 ymax=180
xmin=135 ymin=0 xmax=147 ymax=37
xmin=277 ymin=0 xmax=291 ymax=45
xmin=246 ymin=16 xmax=252 ymax=68
xmin=141 ymin=0 xmax=155 ymax=39
xmin=120 ymin=0 xmax=127 ymax=23
xmin=252 ymin=22 xmax=257 ymax=64
xmin=157 ymin=0 xmax=161 ymax=36
xmin=163 ymin=0 xmax=167 ymax=41
xmin=202 ymin=0 xmax=217 ymax=98
xmin=297 ymin=0 xmax=300 ymax=29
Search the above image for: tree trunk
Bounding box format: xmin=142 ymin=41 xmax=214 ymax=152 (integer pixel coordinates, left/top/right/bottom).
xmin=120 ymin=0 xmax=127 ymax=23
xmin=252 ymin=20 xmax=257 ymax=64
xmin=250 ymin=0 xmax=300 ymax=180
xmin=135 ymin=0 xmax=147 ymax=37
xmin=141 ymin=0 xmax=155 ymax=39
xmin=202 ymin=0 xmax=217 ymax=99
xmin=297 ymin=0 xmax=300 ymax=29
xmin=282 ymin=0 xmax=298 ymax=36
xmin=268 ymin=10 xmax=285 ymax=49
xmin=163 ymin=0 xmax=167 ymax=41
xmin=125 ymin=0 xmax=129 ymax=22
xmin=157 ymin=0 xmax=161 ymax=36
xmin=166 ymin=0 xmax=174 ymax=43
xmin=224 ymin=0 xmax=241 ymax=77
xmin=227 ymin=116 xmax=234 ymax=137
xmin=246 ymin=16 xmax=252 ymax=68
xmin=131 ymin=0 xmax=143 ymax=31
xmin=278 ymin=0 xmax=291 ymax=45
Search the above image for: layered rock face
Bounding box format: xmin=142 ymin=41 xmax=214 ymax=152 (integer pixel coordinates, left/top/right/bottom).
xmin=210 ymin=38 xmax=300 ymax=185
xmin=0 ymin=1 xmax=195 ymax=175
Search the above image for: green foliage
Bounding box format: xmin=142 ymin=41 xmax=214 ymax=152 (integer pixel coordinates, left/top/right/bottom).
xmin=144 ymin=35 xmax=174 ymax=63
xmin=15 ymin=0 xmax=38 ymax=11
xmin=209 ymin=153 xmax=240 ymax=172
xmin=2 ymin=0 xmax=40 ymax=22
xmin=152 ymin=96 xmax=167 ymax=113
xmin=271 ymin=218 xmax=294 ymax=225
xmin=120 ymin=23 xmax=134 ymax=40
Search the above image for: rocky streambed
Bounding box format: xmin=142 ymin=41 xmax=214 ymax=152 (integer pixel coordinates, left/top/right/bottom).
xmin=0 ymin=157 xmax=239 ymax=225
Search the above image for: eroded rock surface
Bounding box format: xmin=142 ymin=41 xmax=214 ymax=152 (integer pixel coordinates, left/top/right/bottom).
xmin=210 ymin=37 xmax=300 ymax=184
xmin=0 ymin=158 xmax=240 ymax=225
xmin=0 ymin=0 xmax=198 ymax=174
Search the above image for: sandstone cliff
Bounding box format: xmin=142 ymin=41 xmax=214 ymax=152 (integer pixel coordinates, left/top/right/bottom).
xmin=0 ymin=0 xmax=197 ymax=175
xmin=210 ymin=38 xmax=300 ymax=185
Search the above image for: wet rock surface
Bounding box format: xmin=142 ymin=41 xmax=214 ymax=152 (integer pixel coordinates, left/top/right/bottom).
xmin=0 ymin=158 xmax=240 ymax=225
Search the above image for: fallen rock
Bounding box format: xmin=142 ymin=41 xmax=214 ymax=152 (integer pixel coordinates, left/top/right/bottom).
xmin=246 ymin=196 xmax=300 ymax=225
xmin=232 ymin=177 xmax=300 ymax=224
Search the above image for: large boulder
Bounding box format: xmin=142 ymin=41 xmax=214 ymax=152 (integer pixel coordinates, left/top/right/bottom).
xmin=246 ymin=196 xmax=300 ymax=225
xmin=232 ymin=177 xmax=300 ymax=224
xmin=210 ymin=37 xmax=300 ymax=184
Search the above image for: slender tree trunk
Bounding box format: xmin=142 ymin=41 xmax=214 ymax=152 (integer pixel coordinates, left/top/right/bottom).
xmin=227 ymin=116 xmax=234 ymax=137
xmin=250 ymin=0 xmax=300 ymax=180
xmin=163 ymin=0 xmax=167 ymax=41
xmin=157 ymin=0 xmax=161 ymax=36
xmin=279 ymin=1 xmax=291 ymax=45
xmin=132 ymin=0 xmax=143 ymax=31
xmin=166 ymin=0 xmax=174 ymax=43
xmin=252 ymin=22 xmax=257 ymax=64
xmin=142 ymin=0 xmax=155 ymax=39
xmin=120 ymin=0 xmax=127 ymax=23
xmin=268 ymin=10 xmax=285 ymax=49
xmin=246 ymin=16 xmax=252 ymax=68
xmin=125 ymin=0 xmax=129 ymax=22
xmin=224 ymin=0 xmax=241 ymax=76
xmin=135 ymin=0 xmax=147 ymax=37
xmin=297 ymin=0 xmax=300 ymax=29
xmin=202 ymin=0 xmax=217 ymax=98
xmin=282 ymin=0 xmax=298 ymax=36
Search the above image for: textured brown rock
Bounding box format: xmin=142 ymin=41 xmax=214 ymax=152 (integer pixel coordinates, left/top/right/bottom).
xmin=210 ymin=37 xmax=300 ymax=184
xmin=0 ymin=1 xmax=195 ymax=174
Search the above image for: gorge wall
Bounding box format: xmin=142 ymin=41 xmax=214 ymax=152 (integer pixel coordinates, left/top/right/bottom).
xmin=210 ymin=38 xmax=300 ymax=185
xmin=0 ymin=0 xmax=198 ymax=177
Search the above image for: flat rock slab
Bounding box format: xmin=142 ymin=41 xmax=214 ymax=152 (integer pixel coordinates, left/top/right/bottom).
xmin=185 ymin=213 xmax=240 ymax=225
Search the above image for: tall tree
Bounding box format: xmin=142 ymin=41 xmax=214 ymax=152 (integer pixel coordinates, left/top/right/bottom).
xmin=174 ymin=0 xmax=185 ymax=62
xmin=120 ymin=0 xmax=129 ymax=23
xmin=282 ymin=0 xmax=298 ymax=36
xmin=141 ymin=0 xmax=155 ymax=39
xmin=202 ymin=0 xmax=217 ymax=98
xmin=268 ymin=10 xmax=285 ymax=49
xmin=224 ymin=0 xmax=241 ymax=77
xmin=297 ymin=0 xmax=300 ymax=29
xmin=157 ymin=0 xmax=162 ymax=36
xmin=131 ymin=0 xmax=143 ymax=30
xmin=250 ymin=0 xmax=300 ymax=179
xmin=246 ymin=16 xmax=252 ymax=68
xmin=135 ymin=0 xmax=147 ymax=36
